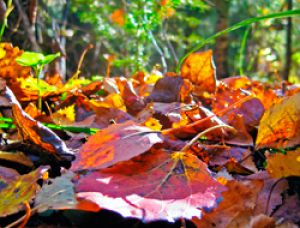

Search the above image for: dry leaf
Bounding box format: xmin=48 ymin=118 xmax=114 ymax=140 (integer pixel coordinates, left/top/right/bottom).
xmin=181 ymin=50 xmax=216 ymax=96
xmin=266 ymin=149 xmax=300 ymax=178
xmin=71 ymin=120 xmax=163 ymax=171
xmin=256 ymin=92 xmax=300 ymax=149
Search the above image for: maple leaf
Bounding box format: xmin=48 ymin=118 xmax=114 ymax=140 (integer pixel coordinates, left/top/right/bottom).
xmin=256 ymin=92 xmax=300 ymax=149
xmin=0 ymin=167 xmax=46 ymax=217
xmin=181 ymin=50 xmax=216 ymax=97
xmin=71 ymin=120 xmax=163 ymax=171
xmin=75 ymin=149 xmax=225 ymax=221
xmin=266 ymin=149 xmax=300 ymax=178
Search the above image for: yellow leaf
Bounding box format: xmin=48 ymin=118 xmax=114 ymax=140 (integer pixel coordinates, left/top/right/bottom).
xmin=256 ymin=93 xmax=300 ymax=149
xmin=143 ymin=117 xmax=162 ymax=131
xmin=89 ymin=94 xmax=126 ymax=112
xmin=52 ymin=104 xmax=76 ymax=125
xmin=0 ymin=46 xmax=6 ymax=59
xmin=266 ymin=149 xmax=300 ymax=178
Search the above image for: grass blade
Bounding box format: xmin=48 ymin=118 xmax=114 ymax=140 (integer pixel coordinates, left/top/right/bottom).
xmin=176 ymin=9 xmax=300 ymax=73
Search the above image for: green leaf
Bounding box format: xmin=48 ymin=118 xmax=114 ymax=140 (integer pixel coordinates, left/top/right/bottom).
xmin=16 ymin=51 xmax=60 ymax=67
xmin=42 ymin=52 xmax=61 ymax=65
xmin=16 ymin=52 xmax=44 ymax=67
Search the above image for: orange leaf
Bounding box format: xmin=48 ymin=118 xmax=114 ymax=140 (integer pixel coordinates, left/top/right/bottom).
xmin=181 ymin=50 xmax=216 ymax=96
xmin=71 ymin=121 xmax=163 ymax=171
xmin=256 ymin=92 xmax=300 ymax=149
xmin=75 ymin=149 xmax=225 ymax=221
xmin=266 ymin=149 xmax=300 ymax=178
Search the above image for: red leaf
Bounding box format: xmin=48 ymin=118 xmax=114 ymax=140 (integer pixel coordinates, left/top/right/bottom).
xmin=71 ymin=121 xmax=163 ymax=171
xmin=75 ymin=149 xmax=225 ymax=221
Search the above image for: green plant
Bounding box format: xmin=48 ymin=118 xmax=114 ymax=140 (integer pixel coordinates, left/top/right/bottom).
xmin=0 ymin=0 xmax=13 ymax=41
xmin=16 ymin=51 xmax=60 ymax=110
xmin=176 ymin=9 xmax=300 ymax=73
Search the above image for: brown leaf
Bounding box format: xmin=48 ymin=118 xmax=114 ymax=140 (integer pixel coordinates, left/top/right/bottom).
xmin=145 ymin=75 xmax=193 ymax=104
xmin=71 ymin=120 xmax=163 ymax=171
xmin=244 ymin=171 xmax=288 ymax=215
xmin=75 ymin=149 xmax=225 ymax=221
xmin=0 ymin=151 xmax=33 ymax=167
xmin=273 ymin=194 xmax=300 ymax=225
xmin=5 ymin=86 xmax=74 ymax=161
xmin=192 ymin=179 xmax=263 ymax=228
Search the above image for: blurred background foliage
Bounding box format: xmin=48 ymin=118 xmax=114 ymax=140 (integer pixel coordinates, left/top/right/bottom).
xmin=2 ymin=0 xmax=300 ymax=82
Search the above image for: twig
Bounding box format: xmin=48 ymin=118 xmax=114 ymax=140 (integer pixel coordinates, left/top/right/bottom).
xmin=72 ymin=44 xmax=94 ymax=79
xmin=5 ymin=201 xmax=36 ymax=228
xmin=180 ymin=124 xmax=235 ymax=152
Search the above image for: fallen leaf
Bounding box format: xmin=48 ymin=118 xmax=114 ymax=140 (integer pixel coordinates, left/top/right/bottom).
xmin=145 ymin=75 xmax=193 ymax=104
xmin=243 ymin=171 xmax=288 ymax=215
xmin=273 ymin=194 xmax=300 ymax=224
xmin=192 ymin=179 xmax=263 ymax=228
xmin=5 ymin=86 xmax=74 ymax=161
xmin=266 ymin=149 xmax=300 ymax=178
xmin=115 ymin=77 xmax=146 ymax=115
xmin=256 ymin=92 xmax=300 ymax=149
xmin=0 ymin=151 xmax=33 ymax=167
xmin=89 ymin=93 xmax=126 ymax=112
xmin=52 ymin=104 xmax=76 ymax=126
xmin=35 ymin=171 xmax=77 ymax=212
xmin=181 ymin=50 xmax=216 ymax=97
xmin=0 ymin=166 xmax=20 ymax=190
xmin=0 ymin=167 xmax=46 ymax=217
xmin=75 ymin=149 xmax=225 ymax=221
xmin=71 ymin=120 xmax=163 ymax=171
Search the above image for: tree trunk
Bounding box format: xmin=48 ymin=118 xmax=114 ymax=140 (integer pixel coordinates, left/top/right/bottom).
xmin=214 ymin=0 xmax=230 ymax=79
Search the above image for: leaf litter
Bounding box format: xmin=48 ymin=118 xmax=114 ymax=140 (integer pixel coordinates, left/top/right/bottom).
xmin=0 ymin=44 xmax=299 ymax=227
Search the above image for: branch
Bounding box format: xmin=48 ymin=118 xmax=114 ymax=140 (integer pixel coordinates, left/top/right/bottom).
xmin=13 ymin=0 xmax=40 ymax=51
